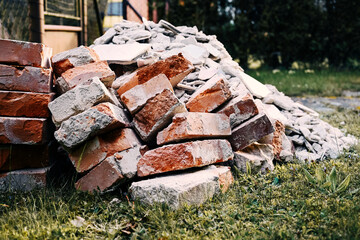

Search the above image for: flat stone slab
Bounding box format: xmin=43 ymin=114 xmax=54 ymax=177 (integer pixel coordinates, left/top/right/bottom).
xmin=0 ymin=39 xmax=52 ymax=68
xmin=56 ymin=60 xmax=115 ymax=93
xmin=228 ymin=113 xmax=274 ymax=151
xmin=92 ymin=43 xmax=151 ymax=63
xmin=51 ymin=46 xmax=100 ymax=76
xmin=0 ymin=167 xmax=49 ymax=192
xmin=157 ymin=112 xmax=231 ymax=145
xmin=0 ymin=90 xmax=54 ymax=117
xmin=186 ymin=74 xmax=231 ymax=112
xmin=130 ymin=165 xmax=233 ymax=209
xmin=121 ymin=74 xmax=173 ymax=114
xmin=0 ymin=64 xmax=53 ymax=93
xmin=54 ymin=103 xmax=129 ymax=149
xmin=239 ymin=71 xmax=271 ymax=99
xmin=137 ymin=139 xmax=233 ymax=177
xmin=132 ymin=88 xmax=187 ymax=142
xmin=48 ymin=77 xmax=118 ymax=127
xmin=0 ymin=117 xmax=49 ymax=144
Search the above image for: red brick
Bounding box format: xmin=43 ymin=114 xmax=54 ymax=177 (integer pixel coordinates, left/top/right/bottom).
xmin=75 ymin=157 xmax=124 ymax=193
xmin=0 ymin=39 xmax=52 ymax=68
xmin=228 ymin=113 xmax=274 ymax=151
xmin=56 ymin=61 xmax=115 ymax=93
xmin=0 ymin=117 xmax=49 ymax=145
xmin=0 ymin=144 xmax=49 ymax=172
xmin=0 ymin=90 xmax=54 ymax=117
xmin=51 ymin=46 xmax=100 ymax=76
xmin=259 ymin=120 xmax=285 ymax=160
xmin=117 ymin=53 xmax=193 ymax=96
xmin=157 ymin=112 xmax=231 ymax=145
xmin=186 ymin=74 xmax=231 ymax=112
xmin=121 ymin=74 xmax=173 ymax=114
xmin=216 ymin=93 xmax=258 ymax=128
xmin=0 ymin=64 xmax=52 ymax=93
xmin=137 ymin=139 xmax=234 ymax=177
xmin=132 ymin=89 xmax=187 ymax=142
xmin=69 ymin=128 xmax=141 ymax=173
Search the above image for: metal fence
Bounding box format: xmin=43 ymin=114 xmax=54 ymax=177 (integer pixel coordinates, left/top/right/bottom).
xmin=0 ymin=0 xmax=30 ymax=41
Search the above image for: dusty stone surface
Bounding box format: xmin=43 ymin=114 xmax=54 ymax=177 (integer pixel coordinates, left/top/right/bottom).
xmin=121 ymin=74 xmax=173 ymax=114
xmin=48 ymin=77 xmax=118 ymax=127
xmin=132 ymin=89 xmax=187 ymax=142
xmin=0 ymin=39 xmax=52 ymax=68
xmin=157 ymin=112 xmax=231 ymax=145
xmin=69 ymin=128 xmax=141 ymax=173
xmin=51 ymin=46 xmax=100 ymax=76
xmin=0 ymin=144 xmax=50 ymax=172
xmin=56 ymin=61 xmax=115 ymax=93
xmin=0 ymin=90 xmax=54 ymax=117
xmin=0 ymin=64 xmax=52 ymax=93
xmin=75 ymin=157 xmax=124 ymax=193
xmin=238 ymin=71 xmax=271 ymax=98
xmin=216 ymin=93 xmax=258 ymax=128
xmin=229 ymin=113 xmax=274 ymax=151
xmin=113 ymin=145 xmax=143 ymax=179
xmin=116 ymin=53 xmax=193 ymax=95
xmin=0 ymin=117 xmax=49 ymax=144
xmin=233 ymin=143 xmax=274 ymax=174
xmin=92 ymin=43 xmax=151 ymax=63
xmin=54 ymin=103 xmax=129 ymax=148
xmin=0 ymin=167 xmax=49 ymax=192
xmin=137 ymin=139 xmax=233 ymax=177
xmin=186 ymin=74 xmax=231 ymax=112
xmin=130 ymin=165 xmax=233 ymax=209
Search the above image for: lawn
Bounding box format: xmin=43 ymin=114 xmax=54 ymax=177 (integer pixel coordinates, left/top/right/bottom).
xmin=1 ymin=70 xmax=359 ymax=239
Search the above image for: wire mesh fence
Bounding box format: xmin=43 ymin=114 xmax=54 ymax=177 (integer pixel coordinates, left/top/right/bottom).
xmin=0 ymin=0 xmax=30 ymax=41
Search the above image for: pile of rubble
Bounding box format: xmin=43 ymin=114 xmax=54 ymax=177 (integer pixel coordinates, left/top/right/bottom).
xmin=0 ymin=20 xmax=357 ymax=208
xmin=0 ymin=39 xmax=54 ymax=191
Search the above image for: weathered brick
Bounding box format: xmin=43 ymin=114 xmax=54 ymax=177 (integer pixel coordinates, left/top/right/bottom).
xmin=157 ymin=112 xmax=231 ymax=145
xmin=51 ymin=46 xmax=100 ymax=76
xmin=0 ymin=39 xmax=52 ymax=68
xmin=137 ymin=139 xmax=233 ymax=177
xmin=69 ymin=128 xmax=141 ymax=173
xmin=0 ymin=167 xmax=48 ymax=192
xmin=259 ymin=120 xmax=285 ymax=160
xmin=54 ymin=103 xmax=129 ymax=149
xmin=186 ymin=74 xmax=231 ymax=112
xmin=130 ymin=165 xmax=233 ymax=209
xmin=132 ymin=89 xmax=187 ymax=142
xmin=228 ymin=113 xmax=274 ymax=151
xmin=216 ymin=93 xmax=258 ymax=128
xmin=0 ymin=117 xmax=49 ymax=144
xmin=75 ymin=157 xmax=124 ymax=193
xmin=121 ymin=74 xmax=173 ymax=114
xmin=0 ymin=90 xmax=54 ymax=117
xmin=116 ymin=53 xmax=193 ymax=95
xmin=56 ymin=61 xmax=115 ymax=93
xmin=48 ymin=77 xmax=118 ymax=127
xmin=0 ymin=144 xmax=50 ymax=172
xmin=0 ymin=64 xmax=52 ymax=93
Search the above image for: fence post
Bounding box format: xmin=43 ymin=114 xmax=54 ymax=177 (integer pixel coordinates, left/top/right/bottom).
xmin=80 ymin=0 xmax=88 ymax=46
xmin=29 ymin=0 xmax=45 ymax=43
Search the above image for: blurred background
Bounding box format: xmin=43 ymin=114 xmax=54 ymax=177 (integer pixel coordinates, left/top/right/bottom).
xmin=0 ymin=0 xmax=359 ymax=69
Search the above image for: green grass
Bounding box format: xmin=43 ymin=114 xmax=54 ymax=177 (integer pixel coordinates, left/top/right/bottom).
xmin=247 ymin=69 xmax=360 ymax=97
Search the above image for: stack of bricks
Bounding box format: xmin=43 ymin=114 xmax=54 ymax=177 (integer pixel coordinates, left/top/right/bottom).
xmin=0 ymin=39 xmax=54 ymax=191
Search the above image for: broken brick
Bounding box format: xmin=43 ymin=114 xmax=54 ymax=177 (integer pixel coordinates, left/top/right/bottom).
xmin=54 ymin=103 xmax=129 ymax=149
xmin=116 ymin=53 xmax=193 ymax=95
xmin=132 ymin=89 xmax=187 ymax=142
xmin=186 ymin=74 xmax=231 ymax=112
xmin=51 ymin=46 xmax=100 ymax=76
xmin=56 ymin=61 xmax=115 ymax=93
xmin=259 ymin=120 xmax=285 ymax=159
xmin=157 ymin=112 xmax=231 ymax=145
xmin=137 ymin=139 xmax=233 ymax=177
xmin=0 ymin=64 xmax=52 ymax=93
xmin=121 ymin=74 xmax=173 ymax=114
xmin=228 ymin=113 xmax=274 ymax=151
xmin=0 ymin=117 xmax=49 ymax=144
xmin=0 ymin=39 xmax=52 ymax=68
xmin=69 ymin=128 xmax=141 ymax=173
xmin=0 ymin=90 xmax=54 ymax=117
